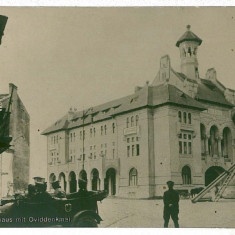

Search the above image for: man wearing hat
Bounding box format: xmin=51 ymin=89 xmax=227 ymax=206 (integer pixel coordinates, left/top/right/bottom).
xmin=52 ymin=180 xmax=66 ymax=198
xmin=67 ymin=179 xmax=89 ymax=199
xmin=34 ymin=178 xmax=53 ymax=202
xmin=163 ymin=181 xmax=180 ymax=228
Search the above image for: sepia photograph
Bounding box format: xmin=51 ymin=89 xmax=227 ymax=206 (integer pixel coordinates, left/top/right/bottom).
xmin=0 ymin=6 xmax=234 ymax=229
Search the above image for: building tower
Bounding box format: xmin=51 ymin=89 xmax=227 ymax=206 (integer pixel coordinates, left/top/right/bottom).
xmin=176 ymin=25 xmax=202 ymax=81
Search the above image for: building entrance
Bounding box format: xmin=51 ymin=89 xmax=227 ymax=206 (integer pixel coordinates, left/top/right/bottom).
xmin=105 ymin=168 xmax=116 ymax=195
xmin=205 ymin=166 xmax=225 ymax=186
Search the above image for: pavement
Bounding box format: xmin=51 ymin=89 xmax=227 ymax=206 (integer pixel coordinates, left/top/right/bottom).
xmin=98 ymin=197 xmax=235 ymax=228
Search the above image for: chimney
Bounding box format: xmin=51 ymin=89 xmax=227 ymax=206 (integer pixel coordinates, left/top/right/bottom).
xmin=67 ymin=107 xmax=74 ymax=121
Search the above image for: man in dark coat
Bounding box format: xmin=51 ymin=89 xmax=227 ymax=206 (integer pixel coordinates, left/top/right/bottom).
xmin=52 ymin=180 xmax=66 ymax=198
xmin=34 ymin=182 xmax=54 ymax=202
xmin=163 ymin=181 xmax=179 ymax=228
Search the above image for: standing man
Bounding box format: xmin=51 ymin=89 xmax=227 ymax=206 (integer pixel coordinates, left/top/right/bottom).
xmin=163 ymin=181 xmax=179 ymax=228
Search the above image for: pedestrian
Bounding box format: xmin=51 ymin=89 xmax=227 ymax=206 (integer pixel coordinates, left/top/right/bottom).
xmin=163 ymin=180 xmax=179 ymax=228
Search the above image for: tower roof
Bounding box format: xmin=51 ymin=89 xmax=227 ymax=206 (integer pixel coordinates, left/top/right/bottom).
xmin=176 ymin=25 xmax=202 ymax=47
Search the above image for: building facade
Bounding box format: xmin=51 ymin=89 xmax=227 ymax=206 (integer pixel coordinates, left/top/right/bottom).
xmin=0 ymin=83 xmax=30 ymax=198
xmin=42 ymin=26 xmax=235 ymax=198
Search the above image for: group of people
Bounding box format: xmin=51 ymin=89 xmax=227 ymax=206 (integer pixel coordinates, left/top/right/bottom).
xmin=26 ymin=177 xmax=88 ymax=202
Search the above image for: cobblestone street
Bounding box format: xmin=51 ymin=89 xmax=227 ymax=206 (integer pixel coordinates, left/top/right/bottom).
xmin=98 ymin=198 xmax=235 ymax=228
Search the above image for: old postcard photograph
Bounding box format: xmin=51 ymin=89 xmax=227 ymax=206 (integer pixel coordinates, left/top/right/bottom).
xmin=0 ymin=6 xmax=234 ymax=229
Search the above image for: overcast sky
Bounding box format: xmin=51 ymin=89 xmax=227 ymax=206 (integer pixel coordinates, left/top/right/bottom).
xmin=0 ymin=7 xmax=235 ymax=180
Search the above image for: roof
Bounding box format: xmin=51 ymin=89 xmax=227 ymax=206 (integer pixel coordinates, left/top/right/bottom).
xmin=197 ymin=79 xmax=233 ymax=107
xmin=174 ymin=72 xmax=234 ymax=107
xmin=42 ymin=84 xmax=206 ymax=135
xmin=0 ymin=94 xmax=9 ymax=100
xmin=176 ymin=25 xmax=202 ymax=47
xmin=41 ymin=115 xmax=69 ymax=135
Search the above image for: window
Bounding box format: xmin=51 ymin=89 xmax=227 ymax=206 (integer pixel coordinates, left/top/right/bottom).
xmin=126 ymin=117 xmax=129 ymax=128
xmin=136 ymin=115 xmax=139 ymax=126
xmin=182 ymin=166 xmax=191 ymax=185
xmin=179 ymin=132 xmax=192 ymax=155
xmin=83 ymin=130 xmax=85 ymax=140
xmin=132 ymin=137 xmax=135 ymax=142
xmin=56 ymin=135 xmax=58 ymax=143
xmin=127 ymin=146 xmax=130 ymax=157
xmin=132 ymin=145 xmax=135 ymax=156
xmin=80 ymin=131 xmax=82 ymax=140
xmin=127 ymin=138 xmax=130 ymax=143
xmin=183 ymin=112 xmax=187 ymax=123
xmin=112 ymin=123 xmax=115 ymax=133
xmin=93 ymin=128 xmax=96 ymax=137
xmin=90 ymin=128 xmax=92 ymax=137
xmin=101 ymin=126 xmax=103 ymax=136
xmin=129 ymin=168 xmax=138 ymax=186
xmin=70 ymin=133 xmax=73 ymax=142
xmin=136 ymin=144 xmax=140 ymax=156
xmin=178 ymin=111 xmax=182 ymax=123
xmin=112 ymin=149 xmax=115 ymax=159
xmin=104 ymin=125 xmax=107 ymax=135
xmin=188 ymin=113 xmax=191 ymax=124
xmin=131 ymin=116 xmax=134 ymax=127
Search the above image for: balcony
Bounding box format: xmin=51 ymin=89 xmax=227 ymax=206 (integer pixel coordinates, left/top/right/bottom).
xmin=123 ymin=126 xmax=140 ymax=136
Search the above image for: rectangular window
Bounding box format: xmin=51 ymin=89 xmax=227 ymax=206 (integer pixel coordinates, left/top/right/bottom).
xmin=127 ymin=138 xmax=130 ymax=143
xmin=132 ymin=145 xmax=135 ymax=156
xmin=179 ymin=131 xmax=192 ymax=155
xmin=179 ymin=141 xmax=182 ymax=154
xmin=83 ymin=130 xmax=85 ymax=140
xmin=188 ymin=142 xmax=192 ymax=154
xmin=127 ymin=146 xmax=130 ymax=157
xmin=184 ymin=142 xmax=187 ymax=154
xmin=132 ymin=137 xmax=135 ymax=142
xmin=136 ymin=144 xmax=140 ymax=156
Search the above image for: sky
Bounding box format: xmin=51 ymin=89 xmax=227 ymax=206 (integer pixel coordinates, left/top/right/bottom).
xmin=0 ymin=7 xmax=235 ymax=180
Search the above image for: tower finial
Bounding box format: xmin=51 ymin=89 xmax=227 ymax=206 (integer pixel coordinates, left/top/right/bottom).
xmin=186 ymin=25 xmax=191 ymax=31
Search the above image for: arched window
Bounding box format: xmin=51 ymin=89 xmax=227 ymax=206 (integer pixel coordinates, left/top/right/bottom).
xmin=222 ymin=127 xmax=232 ymax=160
xmin=136 ymin=115 xmax=139 ymax=126
xmin=200 ymin=124 xmax=206 ymax=156
xmin=182 ymin=166 xmax=191 ymax=185
xmin=178 ymin=111 xmax=182 ymax=123
xmin=183 ymin=112 xmax=187 ymax=124
xmin=126 ymin=117 xmax=129 ymax=128
xmin=129 ymin=168 xmax=138 ymax=186
xmin=131 ymin=116 xmax=134 ymax=127
xmin=188 ymin=113 xmax=191 ymax=124
xmin=210 ymin=125 xmax=219 ymax=156
xmin=112 ymin=123 xmax=115 ymax=133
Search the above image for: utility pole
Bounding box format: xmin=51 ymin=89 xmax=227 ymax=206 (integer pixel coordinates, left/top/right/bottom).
xmin=82 ymin=107 xmax=93 ymax=171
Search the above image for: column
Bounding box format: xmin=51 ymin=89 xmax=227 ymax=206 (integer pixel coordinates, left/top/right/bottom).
xmin=218 ymin=136 xmax=222 ymax=157
xmin=100 ymin=177 xmax=104 ymax=190
xmin=205 ymin=135 xmax=209 ymax=155
xmin=87 ymin=175 xmax=91 ymax=191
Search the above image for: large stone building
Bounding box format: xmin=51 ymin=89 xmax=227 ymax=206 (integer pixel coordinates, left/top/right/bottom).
xmin=42 ymin=26 xmax=235 ymax=198
xmin=0 ymin=83 xmax=30 ymax=198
